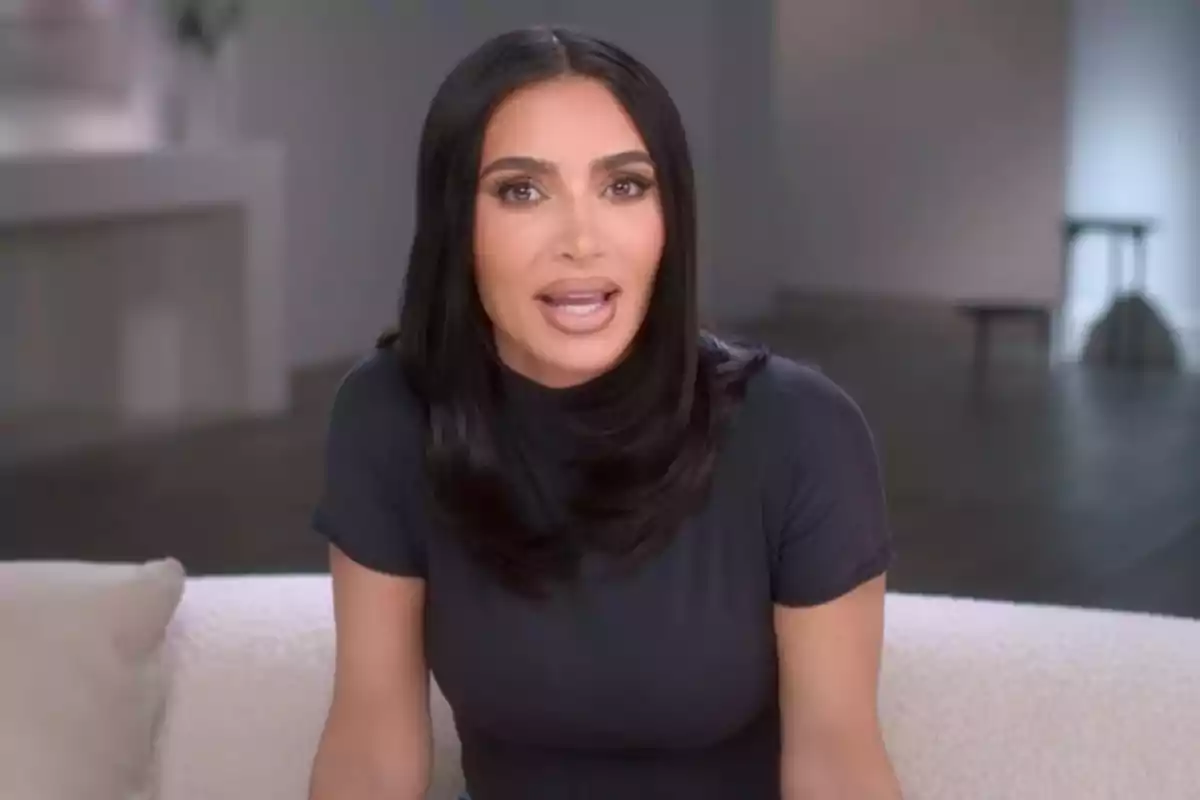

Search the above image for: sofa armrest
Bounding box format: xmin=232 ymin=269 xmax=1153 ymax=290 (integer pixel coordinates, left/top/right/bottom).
xmin=155 ymin=575 xmax=464 ymax=800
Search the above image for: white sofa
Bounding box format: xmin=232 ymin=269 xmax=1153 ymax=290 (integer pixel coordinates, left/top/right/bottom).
xmin=6 ymin=562 xmax=1197 ymax=799
xmin=152 ymin=575 xmax=1200 ymax=800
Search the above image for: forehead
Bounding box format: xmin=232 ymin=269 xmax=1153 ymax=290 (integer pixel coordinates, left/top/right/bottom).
xmin=480 ymin=76 xmax=648 ymax=164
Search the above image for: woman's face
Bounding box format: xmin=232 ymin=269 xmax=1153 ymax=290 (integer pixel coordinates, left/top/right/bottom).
xmin=474 ymin=76 xmax=664 ymax=388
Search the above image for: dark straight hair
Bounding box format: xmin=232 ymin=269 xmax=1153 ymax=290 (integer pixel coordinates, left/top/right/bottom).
xmin=382 ymin=26 xmax=766 ymax=597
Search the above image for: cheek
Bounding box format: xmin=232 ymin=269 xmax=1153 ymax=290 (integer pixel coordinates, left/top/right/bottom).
xmin=611 ymin=205 xmax=665 ymax=298
xmin=473 ymin=204 xmax=541 ymax=316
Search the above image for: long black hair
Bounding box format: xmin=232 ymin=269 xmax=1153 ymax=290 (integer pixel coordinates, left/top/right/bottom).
xmin=381 ymin=26 xmax=766 ymax=597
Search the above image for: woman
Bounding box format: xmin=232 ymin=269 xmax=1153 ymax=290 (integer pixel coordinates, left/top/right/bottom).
xmin=309 ymin=25 xmax=901 ymax=800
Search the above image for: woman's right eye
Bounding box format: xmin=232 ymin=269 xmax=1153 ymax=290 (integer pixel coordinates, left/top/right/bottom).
xmin=496 ymin=180 xmax=545 ymax=205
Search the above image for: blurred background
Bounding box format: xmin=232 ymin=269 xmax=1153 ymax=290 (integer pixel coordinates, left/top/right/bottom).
xmin=2 ymin=0 xmax=1197 ymax=619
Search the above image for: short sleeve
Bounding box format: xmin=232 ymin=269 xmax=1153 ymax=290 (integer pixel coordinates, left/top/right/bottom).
xmin=311 ymin=351 xmax=429 ymax=578
xmin=760 ymin=359 xmax=895 ymax=607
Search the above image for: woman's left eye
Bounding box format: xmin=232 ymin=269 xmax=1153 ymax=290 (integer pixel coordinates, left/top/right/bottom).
xmin=605 ymin=176 xmax=652 ymax=200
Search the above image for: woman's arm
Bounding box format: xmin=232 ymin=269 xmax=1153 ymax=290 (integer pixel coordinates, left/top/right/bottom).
xmin=775 ymin=574 xmax=902 ymax=800
xmin=309 ymin=545 xmax=431 ymax=800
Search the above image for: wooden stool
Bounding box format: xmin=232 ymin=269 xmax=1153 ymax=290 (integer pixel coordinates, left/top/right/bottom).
xmin=1062 ymin=216 xmax=1157 ymax=367
xmin=958 ymin=302 xmax=1053 ymax=382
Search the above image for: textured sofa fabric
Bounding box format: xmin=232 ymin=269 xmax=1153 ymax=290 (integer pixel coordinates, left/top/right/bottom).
xmin=156 ymin=575 xmax=1200 ymax=800
xmin=0 ymin=558 xmax=185 ymax=800
xmin=876 ymin=594 xmax=1200 ymax=799
xmin=155 ymin=575 xmax=466 ymax=800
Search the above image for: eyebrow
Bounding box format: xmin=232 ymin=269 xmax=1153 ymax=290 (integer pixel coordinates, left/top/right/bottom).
xmin=478 ymin=149 xmax=654 ymax=180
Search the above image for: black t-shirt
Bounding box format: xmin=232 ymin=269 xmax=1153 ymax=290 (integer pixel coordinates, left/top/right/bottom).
xmin=312 ymin=347 xmax=895 ymax=800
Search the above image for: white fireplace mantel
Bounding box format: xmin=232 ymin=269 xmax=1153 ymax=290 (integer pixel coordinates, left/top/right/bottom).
xmin=0 ymin=142 xmax=281 ymax=227
xmin=0 ymin=141 xmax=288 ymax=456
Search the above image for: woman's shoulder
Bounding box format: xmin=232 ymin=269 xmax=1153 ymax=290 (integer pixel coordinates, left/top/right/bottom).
xmin=326 ymin=347 xmax=424 ymax=448
xmin=738 ymin=354 xmax=893 ymax=606
xmin=732 ymin=352 xmax=881 ymax=479
xmin=313 ymin=347 xmax=432 ymax=578
xmin=742 ymin=353 xmax=868 ymax=431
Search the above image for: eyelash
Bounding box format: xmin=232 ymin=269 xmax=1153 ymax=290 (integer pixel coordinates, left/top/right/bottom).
xmin=494 ymin=179 xmax=545 ymax=205
xmin=606 ymin=175 xmax=655 ymax=200
xmin=492 ymin=174 xmax=655 ymax=206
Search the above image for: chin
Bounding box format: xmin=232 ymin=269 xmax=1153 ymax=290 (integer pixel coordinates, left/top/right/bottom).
xmin=533 ymin=336 xmax=633 ymax=387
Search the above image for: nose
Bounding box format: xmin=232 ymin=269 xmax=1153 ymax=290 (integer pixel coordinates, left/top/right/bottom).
xmin=557 ymin=196 xmax=603 ymax=263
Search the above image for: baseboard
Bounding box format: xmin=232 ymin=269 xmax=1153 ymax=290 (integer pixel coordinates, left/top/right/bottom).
xmin=775 ymin=286 xmax=958 ymax=311
xmin=768 ymin=288 xmax=973 ymax=335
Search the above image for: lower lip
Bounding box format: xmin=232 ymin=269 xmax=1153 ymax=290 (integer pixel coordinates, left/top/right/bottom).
xmin=537 ymin=293 xmax=619 ymax=335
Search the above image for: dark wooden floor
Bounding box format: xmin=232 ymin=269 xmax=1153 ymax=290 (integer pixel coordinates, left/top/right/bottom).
xmin=4 ymin=296 xmax=1198 ymax=619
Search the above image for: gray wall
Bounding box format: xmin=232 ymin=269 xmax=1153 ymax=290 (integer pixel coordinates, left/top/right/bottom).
xmin=235 ymin=6 xmax=440 ymax=367
xmin=1065 ymin=0 xmax=1200 ymax=366
xmin=709 ymin=0 xmax=785 ymax=323
xmin=774 ymin=0 xmax=1069 ymax=304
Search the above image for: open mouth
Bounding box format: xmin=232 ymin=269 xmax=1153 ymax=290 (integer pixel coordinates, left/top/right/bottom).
xmin=537 ymin=289 xmax=620 ymax=315
xmin=535 ymin=282 xmax=622 ymax=335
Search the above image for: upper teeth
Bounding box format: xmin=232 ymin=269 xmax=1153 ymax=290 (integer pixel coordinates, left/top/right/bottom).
xmin=551 ymin=292 xmax=606 ymax=306
xmin=559 ymin=302 xmax=603 ymax=316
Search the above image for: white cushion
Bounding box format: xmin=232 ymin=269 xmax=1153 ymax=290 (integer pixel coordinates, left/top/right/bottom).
xmin=0 ymin=558 xmax=186 ymax=800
